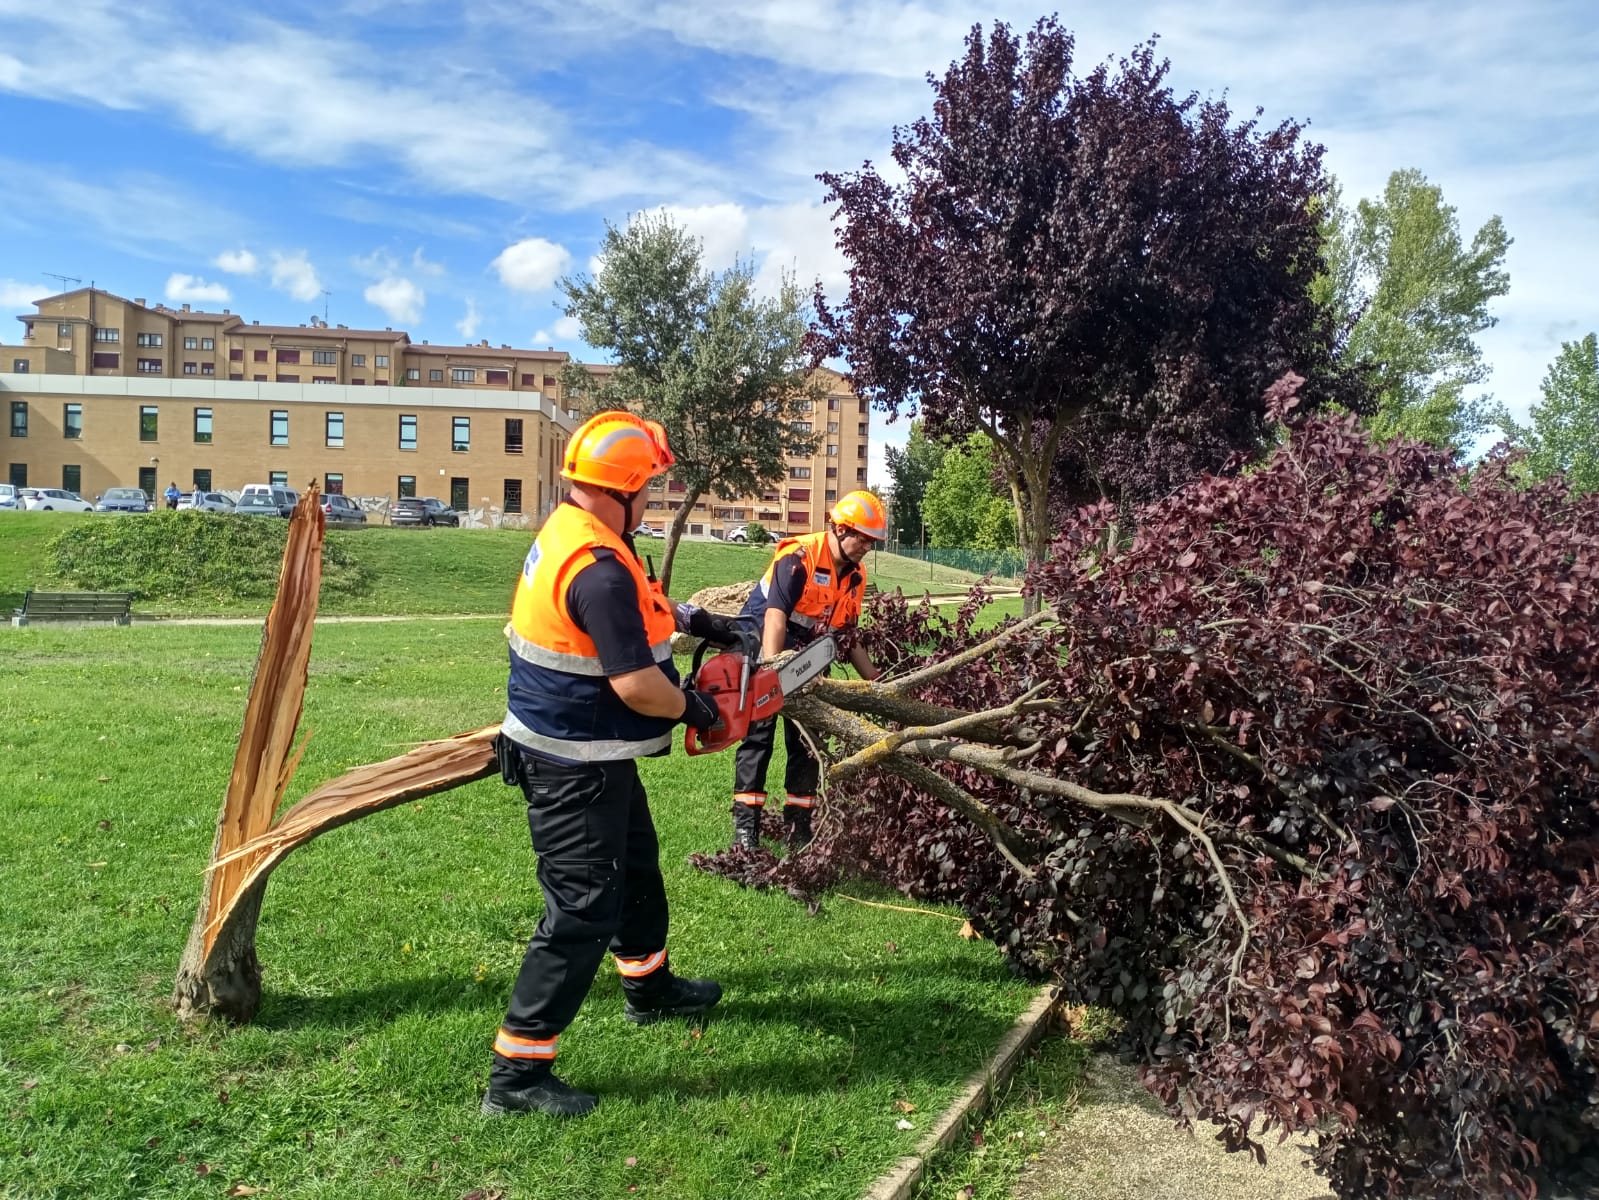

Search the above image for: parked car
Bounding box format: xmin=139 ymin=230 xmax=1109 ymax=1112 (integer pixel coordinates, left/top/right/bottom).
xmin=235 ymin=493 xmax=290 ymax=518
xmin=95 ymin=487 xmax=153 ymax=513
xmin=0 ymin=483 xmax=18 ymax=512
xmin=240 ymin=483 xmax=299 ymax=512
xmin=23 ymin=488 xmax=94 ymax=513
xmin=722 ymin=526 xmax=749 ymax=543
xmin=632 ymin=522 xmax=661 ymax=538
xmin=177 ymin=490 xmax=235 ymax=513
xmin=389 ymin=497 xmax=460 ymax=527
xmin=321 ymin=494 xmax=368 ymax=527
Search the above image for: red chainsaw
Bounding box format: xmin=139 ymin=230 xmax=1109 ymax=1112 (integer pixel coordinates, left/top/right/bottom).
xmin=683 ymin=633 xmax=837 ymax=755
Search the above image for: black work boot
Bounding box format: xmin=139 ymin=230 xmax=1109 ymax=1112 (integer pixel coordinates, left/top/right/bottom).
xmin=480 ymin=1067 xmax=597 ymax=1118
xmin=624 ymin=974 xmax=724 ymax=1026
xmin=783 ymin=805 xmax=813 ymax=848
xmin=732 ymin=802 xmax=763 ymax=850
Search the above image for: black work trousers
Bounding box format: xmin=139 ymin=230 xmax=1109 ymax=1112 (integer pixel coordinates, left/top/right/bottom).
xmin=493 ymin=752 xmax=670 ymax=1086
xmin=733 ymin=714 xmax=820 ymax=800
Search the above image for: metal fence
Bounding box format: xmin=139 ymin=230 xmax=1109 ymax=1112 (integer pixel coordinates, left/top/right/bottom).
xmin=872 ymin=544 xmax=1027 ymax=584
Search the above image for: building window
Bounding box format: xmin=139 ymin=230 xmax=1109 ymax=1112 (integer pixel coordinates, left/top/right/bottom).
xmin=859 ymin=398 xmax=869 ymax=414
xmin=325 ymin=472 xmax=343 ymax=495
xmin=92 ymin=352 xmax=119 ymax=369
xmin=826 ymin=421 xmax=838 ymax=433
xmin=312 ymin=349 xmax=336 ymax=366
xmin=352 ymin=353 xmax=366 ymax=367
xmin=230 ymin=347 xmax=244 ymax=361
xmin=192 ymin=469 xmax=212 ymax=491
xmin=184 ymin=337 xmax=198 ymax=350
xmin=543 ymin=374 xmax=557 ymax=387
xmin=140 ymin=405 xmax=158 ymax=441
xmin=826 ymin=465 xmax=838 ymax=478
xmin=201 ymin=363 xmax=215 ymax=376
xmin=825 ymin=489 xmax=838 ymax=501
xmin=452 ymin=416 xmax=471 ymax=451
xmin=452 ymin=367 xmax=475 ymax=383
xmin=137 ymin=466 xmax=154 ymax=497
xmin=313 ymin=376 xmax=335 ymax=384
xmin=11 ymin=359 xmax=27 ymax=374
xmin=277 ymin=349 xmax=300 ymax=364
xmin=450 ymin=477 xmax=469 ymax=511
xmin=505 ymin=418 xmax=523 ymax=454
xmin=375 ymin=354 xmax=389 ymax=367
xmin=826 ymin=443 xmax=838 ymax=457
xmin=486 ymin=369 xmax=509 ymax=385
xmin=9 ymin=401 xmax=27 ymax=437
xmin=503 ymin=478 xmax=522 ymax=514
xmin=399 ymin=414 xmax=417 ymax=451
xmin=229 ymin=373 xmax=243 ymax=381
xmin=269 ymin=471 xmax=288 ymax=487
xmin=788 ymin=488 xmax=811 ymax=502
xmin=276 ymin=374 xmax=299 ymax=383
xmin=856 ymin=467 xmax=867 ymax=482
xmin=253 ymin=374 xmax=267 ymax=382
xmin=194 ymin=407 xmax=213 ymax=443
xmin=326 ymin=411 xmax=344 ymax=448
xmin=183 ymin=362 xmax=198 ymax=375
xmin=270 ymin=410 xmax=289 ymax=446
xmin=137 ymin=332 xmax=164 ymax=347
xmin=405 ymin=368 xmax=420 ymax=382
xmin=429 ymin=368 xmax=443 ymax=382
xmin=828 ymin=397 xmax=841 ymax=410
xmin=63 ymin=403 xmax=82 ymax=439
xmin=795 ymin=421 xmax=812 ymax=434
xmin=94 ymin=327 xmax=119 ymax=343
xmin=137 ymin=359 xmax=163 ymax=374
xmin=58 ymin=322 xmax=72 ymax=337
xmin=397 ymin=474 xmax=416 ymax=498
xmin=788 ymin=465 xmax=811 ymax=479
xmin=351 ymin=378 xmax=364 ymax=386
xmin=858 ymin=423 xmax=868 ymax=437
xmin=201 ymin=338 xmax=214 ymax=351
xmin=520 ymin=373 xmax=535 ymax=386
xmin=253 ymin=349 xmax=268 ymax=362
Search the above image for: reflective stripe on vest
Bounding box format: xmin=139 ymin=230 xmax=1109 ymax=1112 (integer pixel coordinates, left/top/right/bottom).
xmin=499 ymin=710 xmax=674 ymax=763
xmin=506 ymin=622 xmax=673 ymax=676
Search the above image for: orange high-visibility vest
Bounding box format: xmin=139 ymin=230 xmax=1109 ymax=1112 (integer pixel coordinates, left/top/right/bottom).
xmin=746 ymin=531 xmax=865 ymax=637
xmin=501 ymin=502 xmax=679 ymax=762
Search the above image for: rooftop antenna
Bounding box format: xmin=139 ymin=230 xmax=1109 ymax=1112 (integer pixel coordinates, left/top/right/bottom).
xmin=320 ymin=289 xmax=331 ymax=324
xmin=44 ymin=272 xmax=81 ymax=294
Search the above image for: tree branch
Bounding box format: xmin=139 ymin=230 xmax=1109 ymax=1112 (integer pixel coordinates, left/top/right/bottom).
xmin=828 ymin=684 xmax=1052 ymax=781
xmin=880 ymin=605 xmax=1057 ymax=694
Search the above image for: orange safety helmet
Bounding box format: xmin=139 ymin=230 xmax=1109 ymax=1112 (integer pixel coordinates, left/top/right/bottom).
xmin=561 ymin=411 xmax=675 ymax=493
xmin=828 ymin=490 xmax=888 ymax=541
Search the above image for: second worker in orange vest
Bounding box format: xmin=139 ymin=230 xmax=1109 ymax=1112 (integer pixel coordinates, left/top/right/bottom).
xmin=730 ymin=491 xmax=887 ymax=849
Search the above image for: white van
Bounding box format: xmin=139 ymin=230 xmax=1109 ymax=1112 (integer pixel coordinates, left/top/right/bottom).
xmin=239 ymin=483 xmax=299 ymax=515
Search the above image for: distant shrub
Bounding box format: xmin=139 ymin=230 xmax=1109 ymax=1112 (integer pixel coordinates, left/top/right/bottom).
xmin=743 ymin=522 xmax=773 ymax=545
xmin=49 ymin=513 xmax=368 ymax=603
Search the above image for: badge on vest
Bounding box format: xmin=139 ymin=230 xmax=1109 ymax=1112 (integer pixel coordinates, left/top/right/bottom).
xmin=812 ymin=569 xmax=831 ymax=586
xmin=522 ymin=544 xmax=542 ymax=582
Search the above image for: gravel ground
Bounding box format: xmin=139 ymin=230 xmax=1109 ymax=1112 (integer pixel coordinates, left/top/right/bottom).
xmin=1011 ymin=1054 xmax=1334 ymax=1200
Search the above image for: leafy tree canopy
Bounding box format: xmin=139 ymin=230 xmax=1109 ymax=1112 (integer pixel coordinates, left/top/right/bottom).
xmin=922 ymin=433 xmax=1016 ymax=550
xmin=1500 ymin=331 xmax=1599 ymax=496
xmin=1315 ymin=169 xmax=1511 ymax=448
xmin=883 ymin=420 xmax=945 ymax=549
xmin=561 ymin=213 xmax=821 ymax=590
xmin=813 ymin=17 xmax=1352 ymax=589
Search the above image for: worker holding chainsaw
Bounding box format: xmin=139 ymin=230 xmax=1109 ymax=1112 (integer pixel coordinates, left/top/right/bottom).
xmin=729 ymin=490 xmax=888 ymax=850
xmin=484 ymin=410 xmax=748 ymax=1120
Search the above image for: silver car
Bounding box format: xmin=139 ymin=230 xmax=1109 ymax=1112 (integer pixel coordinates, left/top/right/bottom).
xmin=177 ymin=490 xmax=235 ymax=513
xmin=0 ymin=483 xmax=17 ymax=512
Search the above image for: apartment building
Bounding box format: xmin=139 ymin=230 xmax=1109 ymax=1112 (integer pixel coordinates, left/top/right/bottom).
xmin=4 ymin=287 xmax=870 ymax=534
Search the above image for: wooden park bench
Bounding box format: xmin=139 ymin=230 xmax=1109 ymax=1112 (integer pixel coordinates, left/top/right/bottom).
xmin=11 ymin=590 xmax=134 ymax=627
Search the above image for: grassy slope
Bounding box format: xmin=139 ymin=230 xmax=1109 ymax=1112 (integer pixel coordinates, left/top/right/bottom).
xmin=0 ymin=620 xmax=1037 ymax=1200
xmin=0 ymin=514 xmax=999 ymax=618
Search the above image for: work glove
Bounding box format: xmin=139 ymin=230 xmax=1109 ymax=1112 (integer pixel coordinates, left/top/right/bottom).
xmin=680 ymin=688 xmax=722 ymax=732
xmin=680 ymin=604 xmax=759 ymax=656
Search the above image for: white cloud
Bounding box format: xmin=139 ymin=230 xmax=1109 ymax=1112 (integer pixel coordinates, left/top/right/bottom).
xmin=365 ymin=276 xmax=425 ymax=324
xmin=492 ymin=237 xmax=572 ymax=292
xmin=212 ymin=248 xmax=258 ymax=275
xmin=456 ymin=298 xmax=481 ymax=340
xmin=164 ymin=273 xmax=231 ymax=304
xmin=532 ymin=329 xmax=553 ymax=345
xmin=412 ymin=246 xmax=446 ymax=277
xmin=270 ymin=251 xmax=323 ymax=303
xmin=643 ymin=203 xmax=752 ymax=268
xmin=553 ymin=315 xmax=583 ymax=340
xmin=1 ymin=278 xmax=47 ymax=308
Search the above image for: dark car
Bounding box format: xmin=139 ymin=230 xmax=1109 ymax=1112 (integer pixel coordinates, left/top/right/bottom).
xmin=321 ymin=493 xmax=368 ymax=528
xmin=235 ymin=493 xmax=290 ymax=518
xmin=95 ymin=487 xmax=152 ymax=513
xmin=389 ymin=496 xmax=460 ymax=527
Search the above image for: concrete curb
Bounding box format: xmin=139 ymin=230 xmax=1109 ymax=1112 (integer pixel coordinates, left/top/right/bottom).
xmin=862 ymin=986 xmax=1061 ymax=1200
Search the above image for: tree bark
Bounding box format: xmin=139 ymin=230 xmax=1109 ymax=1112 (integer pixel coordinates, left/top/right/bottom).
xmin=658 ymin=486 xmax=701 ymax=594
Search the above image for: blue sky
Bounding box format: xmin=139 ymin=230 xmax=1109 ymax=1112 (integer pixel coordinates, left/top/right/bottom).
xmin=2 ymin=0 xmax=1595 ymax=482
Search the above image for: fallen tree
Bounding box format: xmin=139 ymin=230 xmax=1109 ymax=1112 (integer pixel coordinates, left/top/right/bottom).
xmin=178 ymin=387 xmax=1596 ymax=1198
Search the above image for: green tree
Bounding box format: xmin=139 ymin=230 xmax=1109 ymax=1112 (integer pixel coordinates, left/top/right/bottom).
xmin=922 ymin=434 xmax=1016 ymax=550
xmin=1499 ymin=332 xmax=1599 ymax=496
xmin=560 ymin=214 xmax=821 ymax=590
xmin=1316 ymin=169 xmax=1511 ymax=447
xmin=883 ymin=420 xmax=945 ymax=549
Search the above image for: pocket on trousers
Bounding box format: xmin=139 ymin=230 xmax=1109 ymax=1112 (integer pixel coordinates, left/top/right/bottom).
xmin=540 ymin=856 xmax=622 ymax=923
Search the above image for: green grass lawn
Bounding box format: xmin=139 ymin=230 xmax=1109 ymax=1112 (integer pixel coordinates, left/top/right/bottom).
xmin=0 ymin=620 xmax=1039 ymax=1199
xmin=0 ymin=513 xmax=1002 ymax=619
